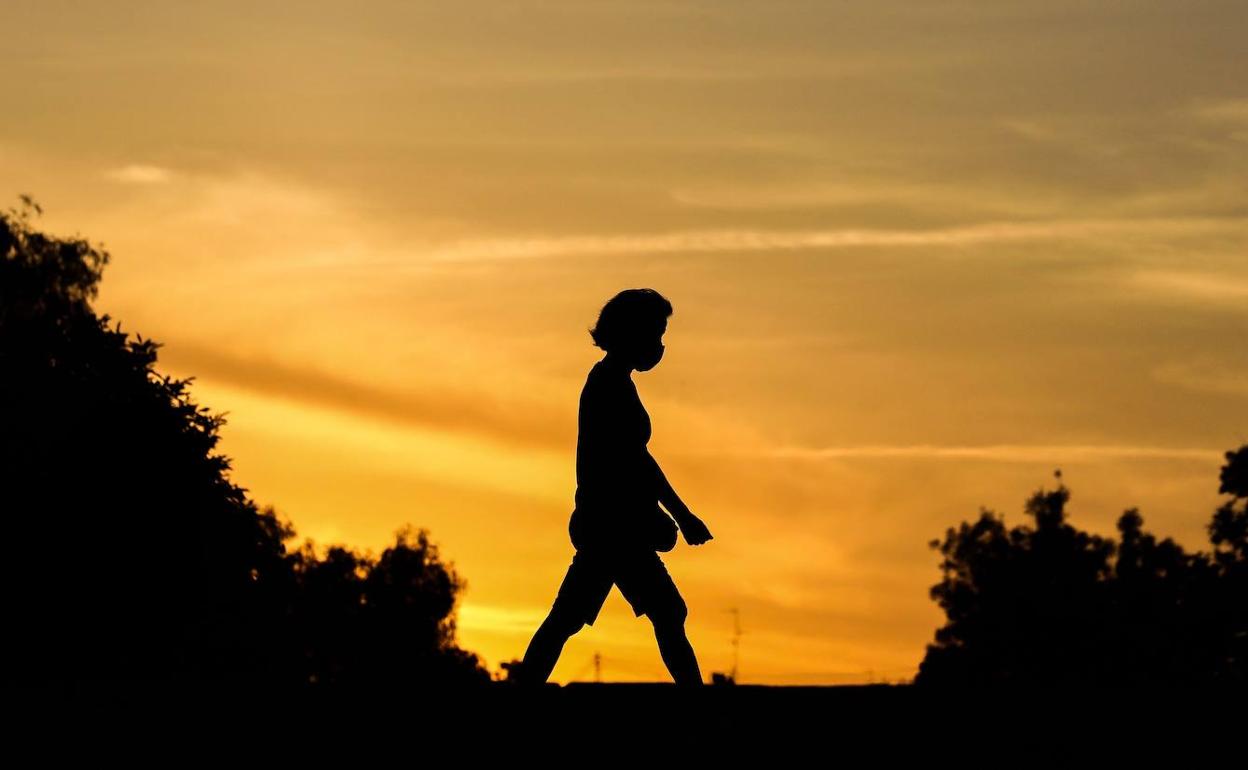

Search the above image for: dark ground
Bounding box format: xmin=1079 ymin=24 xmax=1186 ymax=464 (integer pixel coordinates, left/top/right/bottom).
xmin=6 ymin=678 xmax=1213 ymax=719
xmin=1 ymin=679 xmax=1233 ymax=754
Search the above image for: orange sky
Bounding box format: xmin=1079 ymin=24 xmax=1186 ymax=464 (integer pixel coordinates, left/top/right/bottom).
xmin=3 ymin=1 xmax=1246 ymax=684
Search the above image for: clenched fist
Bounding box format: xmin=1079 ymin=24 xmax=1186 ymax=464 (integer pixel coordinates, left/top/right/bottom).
xmin=675 ymin=511 xmax=713 ymax=546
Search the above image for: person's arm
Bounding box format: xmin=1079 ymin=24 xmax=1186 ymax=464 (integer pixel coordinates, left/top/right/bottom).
xmin=643 ymin=448 xmax=713 ymax=545
xmin=642 ymin=448 xmax=690 ymax=519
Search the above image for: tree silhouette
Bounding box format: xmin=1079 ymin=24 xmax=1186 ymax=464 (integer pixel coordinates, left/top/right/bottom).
xmin=918 ymin=450 xmax=1248 ymax=688
xmin=287 ymin=526 xmax=491 ymax=688
xmin=0 ymin=196 xmax=489 ymax=687
xmin=1208 ymin=444 xmax=1248 ymax=680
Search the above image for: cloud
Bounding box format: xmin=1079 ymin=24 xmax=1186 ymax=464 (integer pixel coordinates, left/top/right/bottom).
xmin=1185 ymin=97 xmax=1248 ymax=143
xmin=668 ymin=176 xmax=1084 ymax=218
xmin=426 ymin=217 xmax=1243 ymax=262
xmin=410 ymin=60 xmax=885 ymax=86
xmin=1152 ymin=358 xmax=1248 ymax=399
xmin=105 ymin=164 xmax=173 ymax=184
xmin=667 ymin=178 xmax=1059 ymax=215
xmin=82 ymin=163 xmax=433 ymax=274
xmin=1190 ymin=97 xmax=1248 ymax=124
xmin=997 ymin=118 xmax=1066 ymax=144
xmin=457 ymin=602 xmax=548 ymax=634
xmin=1126 ymin=269 xmax=1248 ymax=305
xmin=155 ymin=340 xmax=571 ymax=452
xmin=700 ymin=443 xmax=1224 ymax=463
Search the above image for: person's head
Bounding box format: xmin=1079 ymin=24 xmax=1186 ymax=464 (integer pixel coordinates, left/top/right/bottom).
xmin=588 ymin=288 xmax=672 ymax=372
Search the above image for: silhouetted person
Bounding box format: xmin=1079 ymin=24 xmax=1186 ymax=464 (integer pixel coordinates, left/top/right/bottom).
xmin=517 ymin=289 xmax=714 ymax=686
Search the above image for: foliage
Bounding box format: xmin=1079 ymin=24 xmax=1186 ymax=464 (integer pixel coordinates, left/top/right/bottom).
xmin=0 ymin=196 xmax=489 ymax=687
xmin=918 ymin=454 xmax=1248 ymax=687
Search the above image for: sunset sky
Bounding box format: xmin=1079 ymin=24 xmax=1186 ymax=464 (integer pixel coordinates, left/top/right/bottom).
xmin=4 ymin=1 xmax=1246 ymax=684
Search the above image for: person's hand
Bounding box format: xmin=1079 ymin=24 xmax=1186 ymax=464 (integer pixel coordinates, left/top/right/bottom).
xmin=675 ymin=511 xmax=713 ymax=546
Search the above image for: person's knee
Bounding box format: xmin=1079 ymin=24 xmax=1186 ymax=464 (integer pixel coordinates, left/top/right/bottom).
xmin=546 ymin=605 xmax=586 ymax=637
xmin=648 ymin=597 xmax=688 ymax=630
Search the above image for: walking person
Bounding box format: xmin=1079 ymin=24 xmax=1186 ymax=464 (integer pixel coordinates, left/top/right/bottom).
xmin=515 ymin=288 xmax=714 ymax=686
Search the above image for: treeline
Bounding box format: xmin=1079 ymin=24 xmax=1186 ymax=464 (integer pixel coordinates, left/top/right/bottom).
xmin=1 ymin=197 xmax=491 ymax=688
xmin=918 ymin=453 xmax=1248 ymax=687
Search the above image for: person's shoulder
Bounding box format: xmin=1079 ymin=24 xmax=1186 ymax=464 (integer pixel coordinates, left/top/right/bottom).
xmin=582 ymin=363 xmax=628 ymax=402
xmin=581 ymin=363 xmax=606 ymax=397
xmin=585 ymin=361 xmax=621 ymax=387
xmin=583 ymin=361 xmax=604 ymax=387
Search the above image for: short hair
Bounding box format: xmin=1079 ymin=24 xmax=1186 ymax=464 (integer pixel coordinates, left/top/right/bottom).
xmin=588 ymin=288 xmax=673 ymax=353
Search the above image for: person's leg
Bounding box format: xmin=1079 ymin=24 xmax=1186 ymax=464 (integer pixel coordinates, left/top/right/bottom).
xmin=650 ymin=605 xmax=703 ymax=686
xmin=620 ymin=552 xmax=703 ymax=686
xmin=514 ymin=549 xmax=609 ymax=685
xmin=518 ymin=605 xmax=585 ymax=685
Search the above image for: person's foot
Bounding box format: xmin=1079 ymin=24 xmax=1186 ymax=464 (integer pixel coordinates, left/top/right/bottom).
xmin=499 ymin=659 xmax=543 ymax=687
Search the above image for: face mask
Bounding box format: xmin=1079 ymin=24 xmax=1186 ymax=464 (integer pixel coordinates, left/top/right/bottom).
xmin=642 ymin=343 xmax=664 ymax=369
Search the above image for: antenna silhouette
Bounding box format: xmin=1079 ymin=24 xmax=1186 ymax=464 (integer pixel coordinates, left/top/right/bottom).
xmin=569 ymin=651 xmax=599 ymax=682
xmin=727 ymin=606 xmax=742 ymax=682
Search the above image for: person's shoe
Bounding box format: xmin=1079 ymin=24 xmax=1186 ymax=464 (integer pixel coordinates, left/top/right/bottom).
xmin=499 ymin=659 xmax=542 ymax=687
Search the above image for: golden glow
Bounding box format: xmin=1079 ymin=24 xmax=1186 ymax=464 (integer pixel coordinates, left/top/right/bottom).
xmin=3 ymin=1 xmax=1245 ymax=684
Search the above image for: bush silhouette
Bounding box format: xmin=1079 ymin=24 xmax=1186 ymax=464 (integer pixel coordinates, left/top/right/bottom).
xmin=0 ymin=196 xmax=489 ymax=687
xmin=917 ymin=454 xmax=1248 ymax=687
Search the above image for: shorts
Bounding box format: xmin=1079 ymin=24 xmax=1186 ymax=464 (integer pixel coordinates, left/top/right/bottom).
xmin=548 ymin=546 xmax=687 ymax=627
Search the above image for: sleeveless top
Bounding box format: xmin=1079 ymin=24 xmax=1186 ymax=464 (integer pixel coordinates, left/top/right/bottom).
xmin=567 ymin=360 xmax=658 ymax=551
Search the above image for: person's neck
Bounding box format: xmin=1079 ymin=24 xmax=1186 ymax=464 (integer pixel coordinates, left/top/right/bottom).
xmin=601 ymin=353 xmax=633 ymax=376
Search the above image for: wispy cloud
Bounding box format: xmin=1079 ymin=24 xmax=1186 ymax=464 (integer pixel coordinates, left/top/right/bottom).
xmin=1152 ymin=358 xmax=1248 ymax=399
xmin=105 ymin=164 xmax=173 ymax=184
xmin=701 ymin=443 xmax=1224 ymax=463
xmin=1185 ymin=97 xmax=1248 ymax=143
xmin=155 ymin=340 xmax=570 ymax=452
xmin=667 ymin=178 xmax=1065 ymax=216
xmin=1190 ymin=96 xmax=1248 ymax=124
xmin=457 ymin=602 xmax=549 ymax=634
xmin=411 ymin=59 xmax=892 ymax=86
xmin=1127 ymin=269 xmax=1248 ymax=305
xmin=997 ymin=117 xmax=1066 ymax=144
xmin=427 ymin=217 xmax=1242 ymax=262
